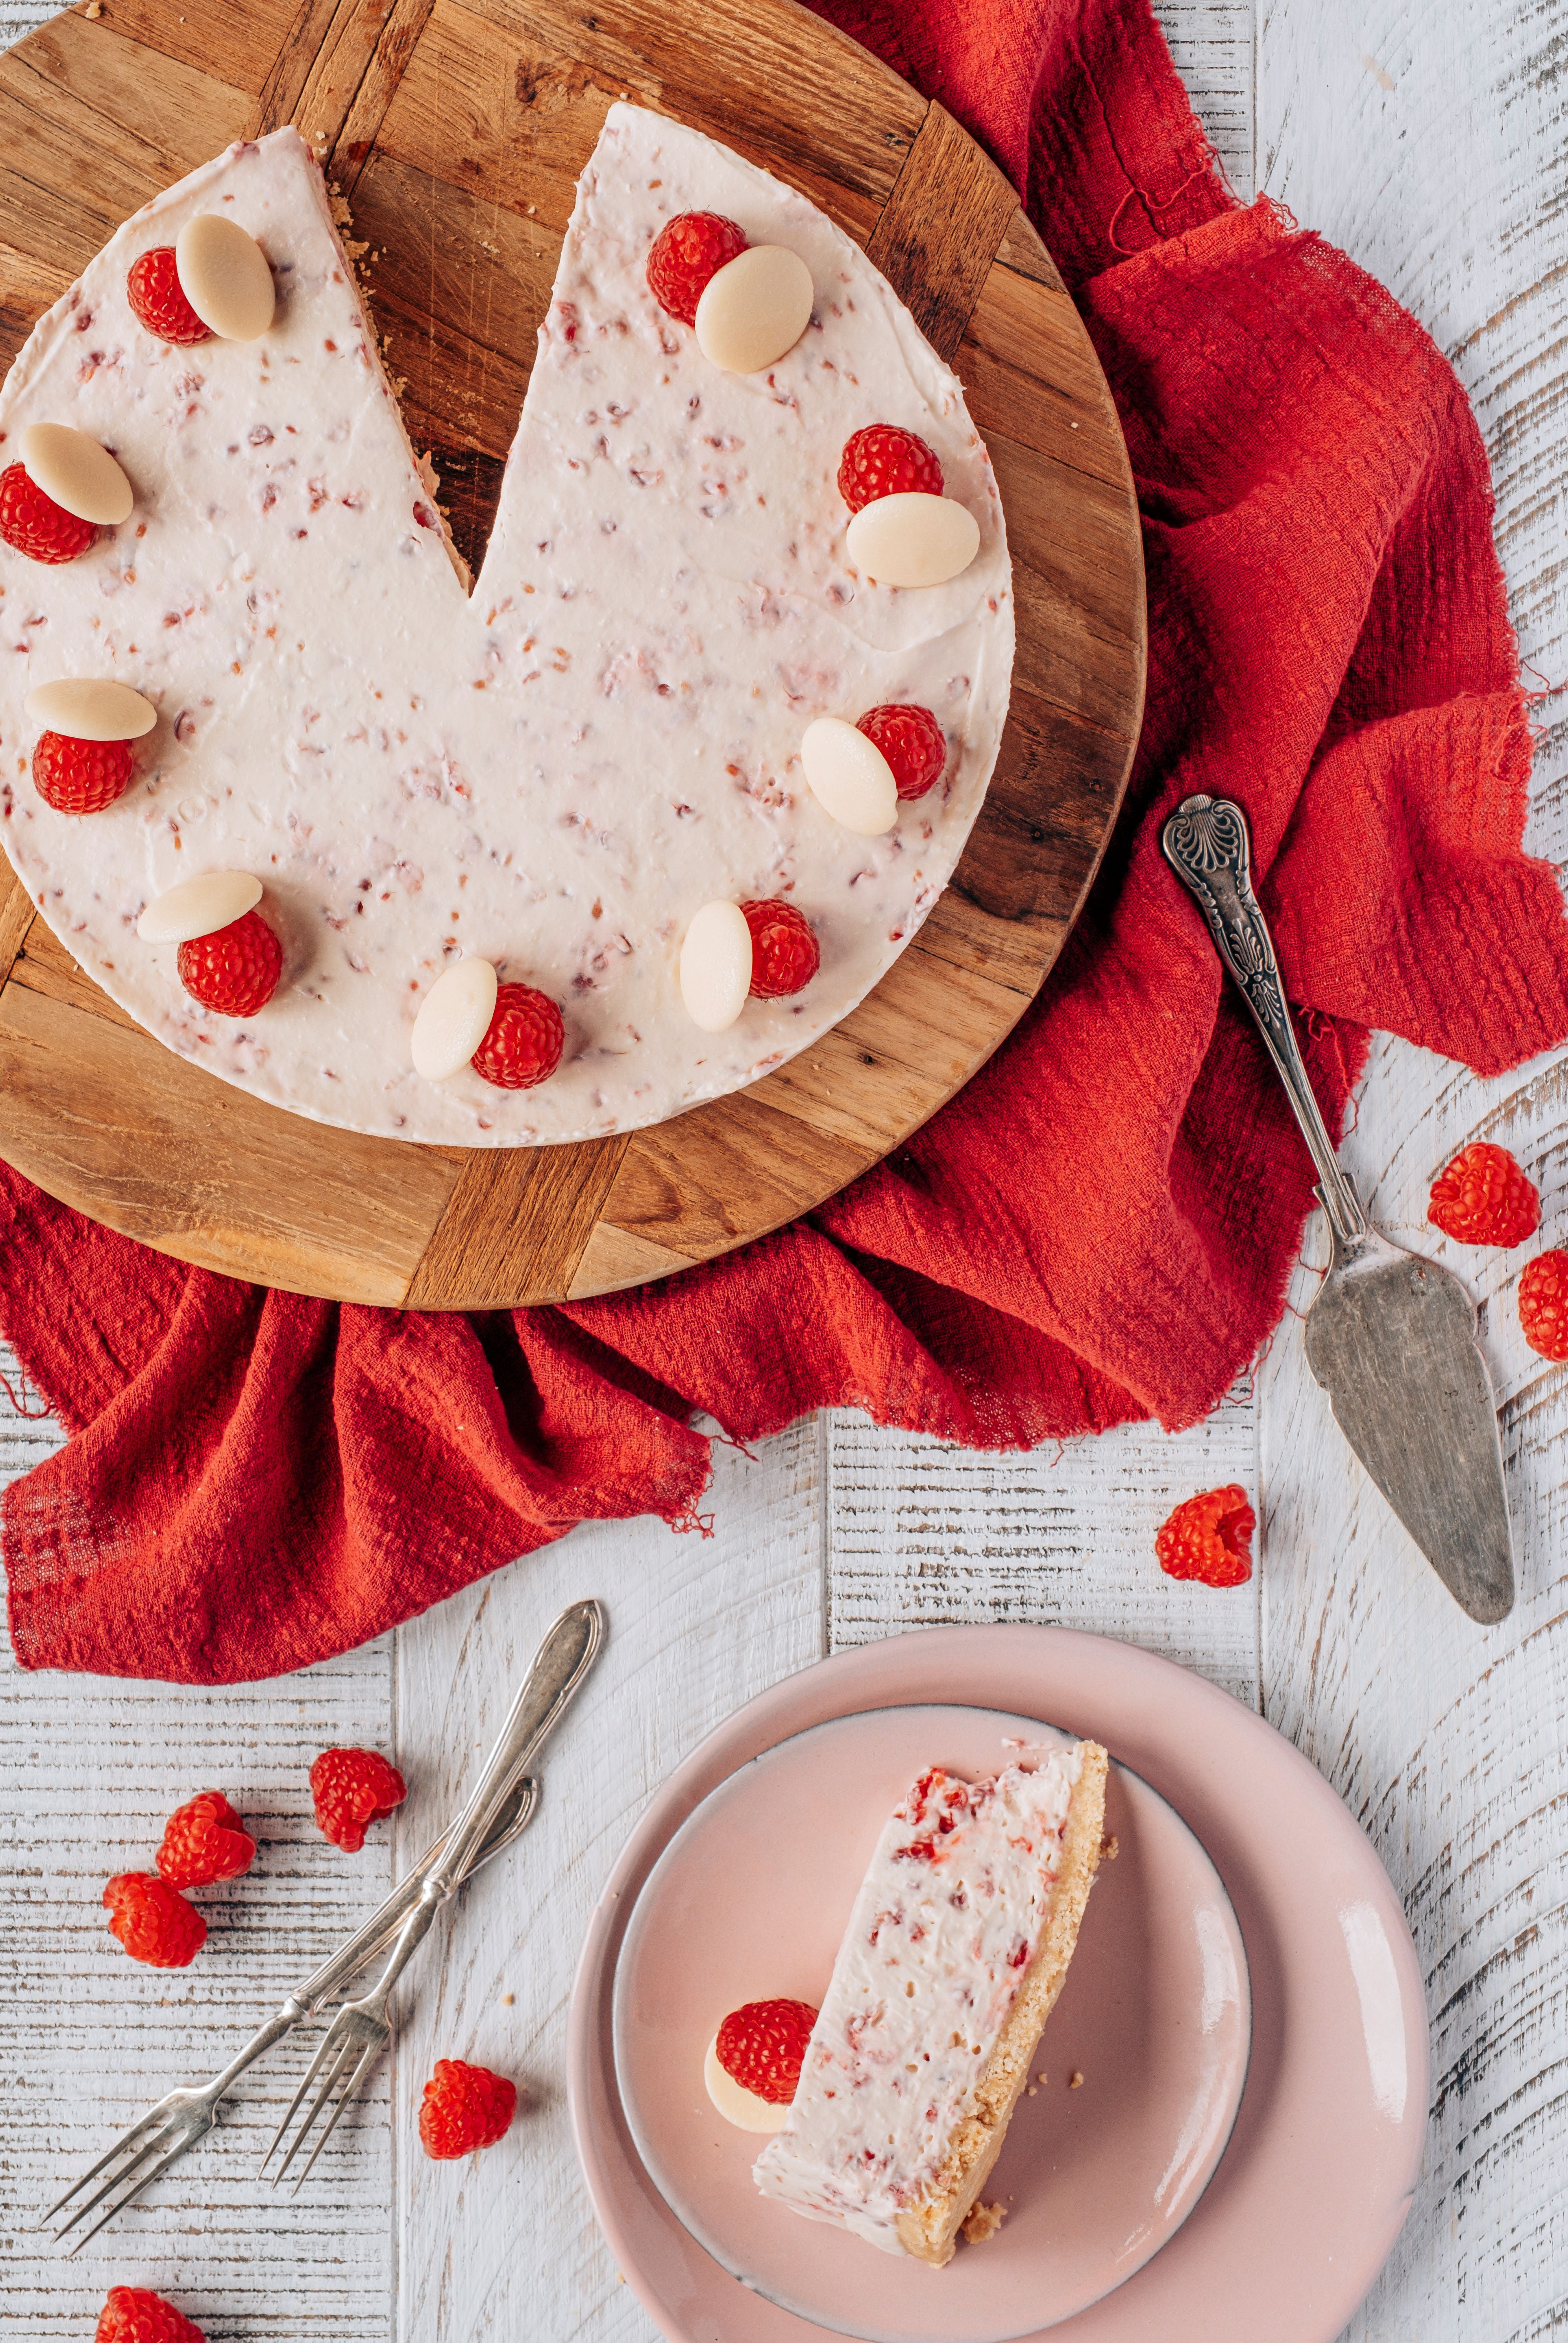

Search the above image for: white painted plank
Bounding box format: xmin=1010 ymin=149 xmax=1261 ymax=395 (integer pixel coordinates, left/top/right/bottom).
xmin=0 ymin=0 xmax=53 ymax=44
xmin=5 ymin=5 xmax=1565 ymax=2342
xmin=1255 ymin=2 xmax=1568 ymax=2337
xmin=1156 ymin=3 xmax=1256 ymax=200
xmin=0 ymin=1340 xmax=400 ymax=2338
xmin=826 ymin=1392 xmax=1260 ymax=1707
xmin=1262 ymin=1047 xmax=1568 ymax=2343
xmin=391 ymin=1415 xmax=825 ymax=2341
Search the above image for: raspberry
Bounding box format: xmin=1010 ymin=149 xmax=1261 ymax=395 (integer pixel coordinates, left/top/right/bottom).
xmin=103 ymin=1873 xmax=207 ymax=1968
xmin=418 ymin=2058 xmax=519 ymax=2158
xmin=856 ymin=703 xmax=947 ymax=800
xmin=837 ymin=425 xmax=944 ymax=513
xmin=1518 ymin=1250 xmax=1568 ymax=1361
xmin=1155 ymin=1484 xmax=1255 ymax=1589
xmin=741 ymin=898 xmax=820 ymax=998
xmin=96 ymin=2286 xmax=206 ymax=2343
xmin=310 ymin=1745 xmax=406 ymax=1852
xmin=646 ymin=211 xmax=747 ymax=325
xmin=715 ymin=1998 xmax=819 ymax=2104
xmin=32 ymin=729 xmax=137 ymax=814
xmin=127 ymin=246 xmax=211 ymax=344
xmin=470 ymin=980 xmax=564 ymax=1088
xmin=1428 ymin=1141 xmax=1540 ymax=1248
xmin=0 ymin=459 xmax=98 ymax=563
xmin=156 ymin=1791 xmax=256 ymax=1890
xmin=176 ymin=907 xmax=282 ymax=1016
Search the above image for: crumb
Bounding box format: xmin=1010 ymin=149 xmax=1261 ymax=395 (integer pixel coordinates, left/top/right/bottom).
xmin=1100 ymin=1833 xmax=1119 ymax=1861
xmin=501 ymin=1991 xmax=514 ymax=2006
xmin=1069 ymin=2070 xmax=1084 ymax=2090
xmin=1026 ymin=2084 xmax=1036 ymax=2097
xmin=83 ymin=2 xmax=103 ymax=15
xmin=962 ymin=2200 xmax=1007 ymax=2245
xmin=1035 ymin=2070 xmax=1048 ymax=2086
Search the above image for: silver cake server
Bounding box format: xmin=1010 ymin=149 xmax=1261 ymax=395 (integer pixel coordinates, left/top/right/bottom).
xmin=1162 ymin=792 xmax=1514 ymax=1623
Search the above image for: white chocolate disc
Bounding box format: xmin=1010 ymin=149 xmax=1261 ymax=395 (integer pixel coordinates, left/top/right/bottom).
xmin=680 ymin=900 xmax=753 ymax=1032
xmin=411 ymin=956 xmax=500 ymax=1081
xmin=26 ymin=677 xmax=157 ymax=742
xmin=136 ymin=870 xmax=262 ymax=945
xmin=175 ymin=214 xmax=276 ymax=341
xmin=694 ymin=245 xmax=815 ymax=373
xmin=800 ymin=717 xmax=899 ymax=835
xmin=19 ymin=423 xmax=133 ymax=526
xmin=704 ymin=2035 xmax=790 ymax=2133
xmin=845 ymin=491 xmax=981 ymax=589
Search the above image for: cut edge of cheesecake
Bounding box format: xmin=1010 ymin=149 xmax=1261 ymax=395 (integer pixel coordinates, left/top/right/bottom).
xmin=893 ymin=1740 xmax=1110 ymax=2268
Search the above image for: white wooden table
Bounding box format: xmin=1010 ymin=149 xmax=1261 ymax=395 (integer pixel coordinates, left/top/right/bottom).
xmin=2 ymin=3 xmax=1564 ymax=2335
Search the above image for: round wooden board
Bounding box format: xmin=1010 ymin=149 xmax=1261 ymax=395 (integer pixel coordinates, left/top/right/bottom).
xmin=0 ymin=0 xmax=1145 ymax=1310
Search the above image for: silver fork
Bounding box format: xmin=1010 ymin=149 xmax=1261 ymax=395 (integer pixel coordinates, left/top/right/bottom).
xmin=263 ymin=1594 xmax=605 ymax=2190
xmin=47 ymin=1593 xmax=605 ymax=2246
xmin=45 ymin=1770 xmax=540 ymax=2253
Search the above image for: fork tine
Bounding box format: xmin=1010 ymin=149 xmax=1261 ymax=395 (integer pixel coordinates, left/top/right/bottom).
xmin=63 ymin=2132 xmax=194 ymax=2257
xmin=52 ymin=2118 xmax=183 ymax=2242
xmin=52 ymin=2120 xmax=181 ymax=2240
xmin=260 ymin=2027 xmax=343 ymax=2173
xmin=42 ymin=2099 xmax=178 ymax=2222
xmin=289 ymin=2035 xmax=383 ymax=2196
xmin=270 ymin=2035 xmax=358 ymax=2188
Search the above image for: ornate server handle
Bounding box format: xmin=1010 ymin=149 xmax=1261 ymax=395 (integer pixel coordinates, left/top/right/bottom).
xmin=1160 ymin=794 xmax=1367 ymax=1246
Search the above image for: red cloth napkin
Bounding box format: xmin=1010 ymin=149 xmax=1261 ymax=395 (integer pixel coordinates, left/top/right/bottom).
xmin=5 ymin=0 xmax=1566 ymax=1682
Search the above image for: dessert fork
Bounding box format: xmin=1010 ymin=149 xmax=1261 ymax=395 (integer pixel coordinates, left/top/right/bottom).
xmin=46 ymin=1771 xmax=539 ymax=2250
xmin=264 ymin=1593 xmax=606 ymax=2188
xmin=47 ymin=1594 xmax=605 ymax=2244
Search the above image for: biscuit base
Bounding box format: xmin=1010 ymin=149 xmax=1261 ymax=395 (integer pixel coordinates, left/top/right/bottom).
xmin=893 ymin=1741 xmax=1110 ymax=2267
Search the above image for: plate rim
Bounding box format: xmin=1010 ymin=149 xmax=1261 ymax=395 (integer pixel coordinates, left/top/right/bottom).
xmin=608 ymin=1698 xmax=1255 ymax=2343
xmin=568 ymin=1624 xmax=1429 ymax=2343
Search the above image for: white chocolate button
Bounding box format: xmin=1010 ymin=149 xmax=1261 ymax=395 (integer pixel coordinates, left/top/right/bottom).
xmin=136 ymin=870 xmax=261 ymax=945
xmin=694 ymin=245 xmax=814 ymax=373
xmin=800 ymin=717 xmax=898 ymax=836
xmin=26 ymin=678 xmax=156 ymax=742
xmin=680 ymin=900 xmax=753 ymax=1032
xmin=19 ymin=423 xmax=133 ymax=526
xmin=411 ymin=957 xmax=499 ymax=1081
xmin=704 ymin=2036 xmax=789 ymax=2133
xmin=175 ymin=215 xmax=276 ymax=341
xmin=844 ymin=491 xmax=980 ymax=588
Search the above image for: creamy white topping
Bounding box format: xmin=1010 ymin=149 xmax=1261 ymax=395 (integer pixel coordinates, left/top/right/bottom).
xmin=0 ymin=108 xmax=1013 ymax=1146
xmin=753 ymin=1744 xmax=1080 ymax=2253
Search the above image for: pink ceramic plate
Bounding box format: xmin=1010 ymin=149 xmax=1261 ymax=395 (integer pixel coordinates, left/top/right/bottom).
xmin=611 ymin=1707 xmax=1252 ymax=2341
xmin=568 ymin=1627 xmax=1428 ymax=2343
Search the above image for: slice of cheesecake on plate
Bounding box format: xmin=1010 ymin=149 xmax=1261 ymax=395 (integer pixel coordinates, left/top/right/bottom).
xmin=753 ymin=1737 xmax=1108 ymax=2265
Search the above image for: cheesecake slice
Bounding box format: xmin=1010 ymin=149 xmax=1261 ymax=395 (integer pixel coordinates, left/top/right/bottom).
xmin=753 ymin=1738 xmax=1108 ymax=2265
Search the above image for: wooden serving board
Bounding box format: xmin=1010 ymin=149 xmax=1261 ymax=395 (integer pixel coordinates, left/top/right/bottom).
xmin=0 ymin=0 xmax=1145 ymax=1310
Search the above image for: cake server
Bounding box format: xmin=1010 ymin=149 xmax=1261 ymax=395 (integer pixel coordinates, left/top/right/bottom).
xmin=1162 ymin=794 xmax=1514 ymax=1623
xmin=47 ymin=1594 xmax=606 ymax=2246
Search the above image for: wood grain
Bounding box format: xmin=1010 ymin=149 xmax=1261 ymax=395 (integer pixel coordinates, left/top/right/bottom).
xmin=0 ymin=0 xmax=1146 ymax=1310
xmin=0 ymin=1339 xmax=399 ymax=2342
xmin=402 ymin=1128 xmax=631 ymax=1308
xmin=0 ymin=979 xmax=461 ymax=1300
xmin=19 ymin=8 xmax=1560 ymax=2343
xmin=1253 ymin=5 xmax=1568 ymax=2335
xmin=865 ymin=100 xmax=1019 ymax=364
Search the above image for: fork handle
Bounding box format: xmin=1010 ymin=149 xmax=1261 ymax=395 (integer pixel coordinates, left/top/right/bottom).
xmin=279 ymin=1767 xmax=537 ymax=2023
xmin=420 ymin=1596 xmax=605 ymax=1903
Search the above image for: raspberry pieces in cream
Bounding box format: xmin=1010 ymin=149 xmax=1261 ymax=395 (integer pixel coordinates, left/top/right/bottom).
xmin=0 ymin=105 xmax=1013 ymax=1147
xmin=753 ymin=1739 xmax=1108 ymax=2265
